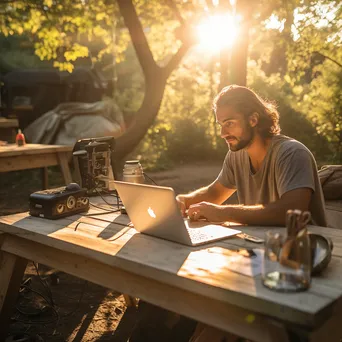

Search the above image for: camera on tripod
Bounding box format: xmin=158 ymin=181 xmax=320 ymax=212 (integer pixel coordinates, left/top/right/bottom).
xmin=72 ymin=136 xmax=116 ymax=195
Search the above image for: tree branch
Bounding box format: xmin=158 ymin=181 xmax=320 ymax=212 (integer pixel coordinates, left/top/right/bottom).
xmin=313 ymin=51 xmax=342 ymax=69
xmin=116 ymin=0 xmax=157 ymax=78
xmin=163 ymin=42 xmax=191 ymax=77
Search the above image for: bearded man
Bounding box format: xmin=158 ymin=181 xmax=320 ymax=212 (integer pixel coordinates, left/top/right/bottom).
xmin=177 ymin=85 xmax=326 ymax=228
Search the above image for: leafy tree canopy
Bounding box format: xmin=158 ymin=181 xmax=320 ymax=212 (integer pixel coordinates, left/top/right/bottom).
xmin=1 ymin=0 xmax=341 ymax=164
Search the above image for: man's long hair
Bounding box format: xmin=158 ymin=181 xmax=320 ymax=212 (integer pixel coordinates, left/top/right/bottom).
xmin=213 ymin=85 xmax=281 ymax=138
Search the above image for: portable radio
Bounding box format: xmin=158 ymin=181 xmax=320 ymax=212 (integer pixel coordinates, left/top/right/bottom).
xmin=29 ymin=183 xmax=89 ymax=219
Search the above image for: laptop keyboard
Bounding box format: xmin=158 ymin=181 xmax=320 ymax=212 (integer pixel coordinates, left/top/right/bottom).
xmin=183 ymin=218 xmax=241 ymax=244
xmin=187 ymin=228 xmax=214 ymax=242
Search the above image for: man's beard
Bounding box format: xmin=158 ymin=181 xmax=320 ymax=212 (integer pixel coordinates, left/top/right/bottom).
xmin=227 ymin=126 xmax=254 ymax=152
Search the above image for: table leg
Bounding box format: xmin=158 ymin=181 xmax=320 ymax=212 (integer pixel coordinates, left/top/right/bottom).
xmin=57 ymin=152 xmax=72 ymax=185
xmin=0 ymin=249 xmax=27 ymax=341
xmin=41 ymin=167 xmax=48 ymax=189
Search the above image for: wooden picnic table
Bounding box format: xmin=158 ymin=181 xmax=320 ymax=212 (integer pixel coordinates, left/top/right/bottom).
xmin=0 ymin=143 xmax=73 ymax=188
xmin=0 ymin=117 xmax=19 ymax=143
xmin=0 ymin=196 xmax=342 ymax=342
xmin=0 ymin=117 xmax=19 ymax=128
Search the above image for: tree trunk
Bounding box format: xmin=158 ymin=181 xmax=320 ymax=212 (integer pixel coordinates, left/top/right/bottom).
xmin=114 ymin=73 xmax=167 ymax=160
xmin=267 ymin=5 xmax=294 ymax=76
xmin=114 ymin=0 xmax=191 ymax=160
xmin=219 ymin=47 xmax=230 ymax=91
xmin=230 ymin=0 xmax=251 ymax=86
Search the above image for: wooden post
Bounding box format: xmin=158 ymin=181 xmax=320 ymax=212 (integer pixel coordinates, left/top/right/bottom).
xmin=57 ymin=152 xmax=72 ymax=185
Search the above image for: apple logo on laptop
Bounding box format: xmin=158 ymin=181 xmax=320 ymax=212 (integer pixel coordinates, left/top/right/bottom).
xmin=147 ymin=207 xmax=156 ymax=218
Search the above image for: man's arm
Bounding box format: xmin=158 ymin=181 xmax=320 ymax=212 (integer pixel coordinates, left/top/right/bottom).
xmin=176 ymin=180 xmax=236 ymax=216
xmin=187 ymin=187 xmax=312 ymax=226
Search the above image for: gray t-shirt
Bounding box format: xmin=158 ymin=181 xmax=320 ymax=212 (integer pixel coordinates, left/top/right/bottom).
xmin=217 ymin=135 xmax=327 ymax=227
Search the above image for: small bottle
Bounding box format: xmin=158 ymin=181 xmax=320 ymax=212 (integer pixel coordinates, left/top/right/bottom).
xmin=16 ymin=129 xmax=26 ymax=146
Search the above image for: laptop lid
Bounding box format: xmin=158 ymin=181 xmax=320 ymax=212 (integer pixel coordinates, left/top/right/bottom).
xmin=114 ymin=181 xmax=193 ymax=244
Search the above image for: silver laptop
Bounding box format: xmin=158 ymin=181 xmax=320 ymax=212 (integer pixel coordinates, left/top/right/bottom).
xmin=114 ymin=181 xmax=241 ymax=246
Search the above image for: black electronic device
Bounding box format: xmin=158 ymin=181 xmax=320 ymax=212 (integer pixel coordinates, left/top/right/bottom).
xmin=29 ymin=183 xmax=89 ymax=219
xmin=72 ymin=136 xmax=116 ymax=195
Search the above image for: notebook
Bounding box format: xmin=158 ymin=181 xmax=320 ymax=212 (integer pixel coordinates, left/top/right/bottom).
xmin=114 ymin=181 xmax=241 ymax=246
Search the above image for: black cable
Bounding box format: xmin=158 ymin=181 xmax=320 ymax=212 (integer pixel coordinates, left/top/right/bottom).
xmin=78 ymin=215 xmax=130 ymax=228
xmin=101 ymin=189 xmax=120 ymax=198
xmin=74 ymin=222 xmax=82 ymax=231
xmin=14 ymin=259 xmax=89 ymax=329
xmin=90 ymin=202 xmax=120 ymax=211
xmin=33 ymin=262 xmax=55 ymax=307
xmin=62 ymin=281 xmax=88 ymax=317
xmin=74 ymin=208 xmax=122 ymax=231
xmin=74 ymin=222 xmax=131 ymax=240
xmin=19 ymin=277 xmax=32 ymax=293
xmin=15 ymin=284 xmax=59 ymax=325
xmin=108 ymin=227 xmax=132 ymax=241
xmin=95 ymin=188 xmax=118 ymax=206
xmin=83 ymin=208 xmax=121 ymax=217
xmin=143 ymin=172 xmax=158 ymax=185
xmin=16 ymin=305 xmax=47 ymax=317
xmin=12 ymin=315 xmax=59 ymax=325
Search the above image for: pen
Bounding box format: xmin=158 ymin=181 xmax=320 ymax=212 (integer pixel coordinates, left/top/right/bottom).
xmin=237 ymin=233 xmax=264 ymax=244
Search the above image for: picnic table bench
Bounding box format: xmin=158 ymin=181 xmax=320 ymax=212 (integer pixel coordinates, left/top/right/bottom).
xmin=326 ymin=200 xmax=342 ymax=229
xmin=0 ymin=195 xmax=342 ymax=341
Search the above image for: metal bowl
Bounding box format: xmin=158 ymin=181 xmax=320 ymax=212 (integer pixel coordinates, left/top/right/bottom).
xmin=309 ymin=233 xmax=333 ymax=275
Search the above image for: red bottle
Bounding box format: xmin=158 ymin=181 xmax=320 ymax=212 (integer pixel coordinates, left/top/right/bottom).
xmin=16 ymin=129 xmax=26 ymax=146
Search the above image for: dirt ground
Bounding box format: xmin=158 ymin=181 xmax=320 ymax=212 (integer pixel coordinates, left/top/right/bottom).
xmin=0 ymin=162 xmax=223 ymax=342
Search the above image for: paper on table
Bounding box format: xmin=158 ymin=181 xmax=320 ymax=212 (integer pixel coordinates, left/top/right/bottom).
xmin=224 ymin=249 xmax=264 ymax=277
xmin=177 ymin=247 xmax=264 ymax=280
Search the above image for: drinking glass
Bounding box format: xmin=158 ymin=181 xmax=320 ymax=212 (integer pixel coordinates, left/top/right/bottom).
xmin=262 ymin=230 xmax=311 ymax=292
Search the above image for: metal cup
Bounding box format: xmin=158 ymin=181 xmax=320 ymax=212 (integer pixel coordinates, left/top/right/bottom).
xmin=122 ymin=160 xmax=145 ymax=184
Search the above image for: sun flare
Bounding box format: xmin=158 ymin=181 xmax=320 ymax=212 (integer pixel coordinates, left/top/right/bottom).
xmin=196 ymin=14 xmax=239 ymax=52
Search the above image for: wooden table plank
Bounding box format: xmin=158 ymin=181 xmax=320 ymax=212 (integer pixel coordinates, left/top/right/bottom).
xmin=0 ymin=118 xmax=19 ymax=128
xmin=0 ymin=209 xmax=341 ymax=328
xmin=0 ymin=233 xmax=277 ymax=342
xmin=0 ymin=143 xmax=73 ymax=187
xmin=0 ymin=153 xmax=59 ymax=172
xmin=0 ymin=143 xmax=72 ymax=157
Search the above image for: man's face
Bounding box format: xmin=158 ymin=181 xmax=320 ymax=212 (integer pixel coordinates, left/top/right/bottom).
xmin=216 ymin=106 xmax=254 ymax=152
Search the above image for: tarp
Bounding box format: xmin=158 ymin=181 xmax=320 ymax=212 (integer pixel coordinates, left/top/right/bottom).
xmin=24 ymin=99 xmax=125 ymax=146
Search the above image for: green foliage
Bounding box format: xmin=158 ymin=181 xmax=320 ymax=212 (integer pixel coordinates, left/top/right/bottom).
xmin=283 ymin=1 xmax=342 ymax=163
xmin=298 ymin=63 xmax=342 ymax=163
xmin=120 ymin=0 xmax=341 ymax=169
xmin=134 ymin=56 xmax=227 ymax=169
xmin=0 ymin=0 xmax=121 ymax=72
xmin=1 ymin=0 xmax=341 ymax=168
xmin=248 ymin=62 xmax=333 ymax=163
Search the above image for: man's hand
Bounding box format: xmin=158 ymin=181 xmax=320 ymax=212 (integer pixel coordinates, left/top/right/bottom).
xmin=187 ymin=202 xmax=225 ymax=222
xmin=175 ymin=195 xmax=188 ymax=217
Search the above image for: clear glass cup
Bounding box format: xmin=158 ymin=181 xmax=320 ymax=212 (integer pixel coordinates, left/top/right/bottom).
xmin=262 ymin=230 xmax=311 ymax=292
